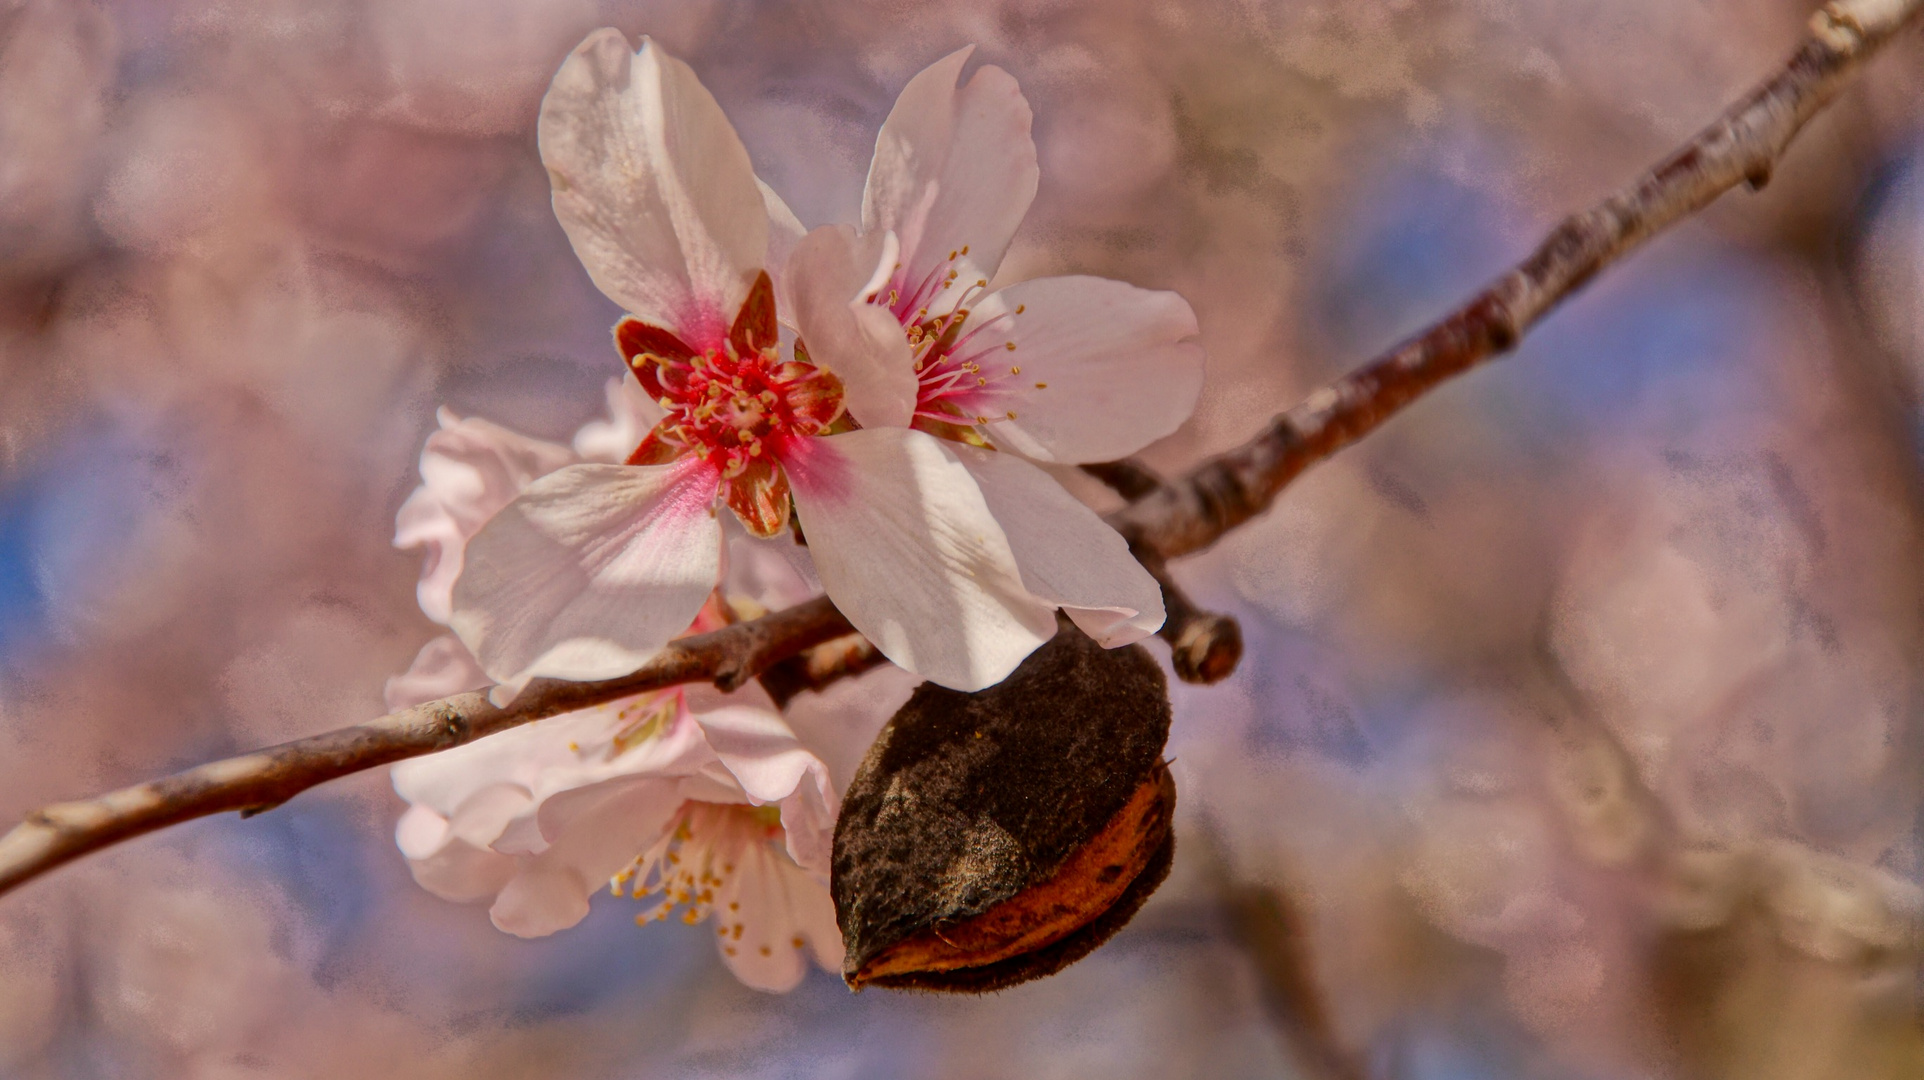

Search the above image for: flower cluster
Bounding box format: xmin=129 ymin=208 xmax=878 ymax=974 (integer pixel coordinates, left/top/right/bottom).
xmin=447 ymin=31 xmax=1204 ymax=697
xmin=386 ymin=31 xmax=1203 ymax=993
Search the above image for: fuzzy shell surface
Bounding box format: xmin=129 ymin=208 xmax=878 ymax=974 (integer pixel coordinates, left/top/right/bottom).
xmin=831 ymin=622 xmax=1173 ymax=984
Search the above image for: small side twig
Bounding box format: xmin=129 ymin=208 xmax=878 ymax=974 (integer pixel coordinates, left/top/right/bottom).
xmin=0 ymin=0 xmax=1915 ymax=901
xmin=1081 ymin=459 xmax=1168 ymax=501
xmin=1088 ymin=458 xmax=1246 ymax=685
xmin=758 ymin=633 xmax=891 ymax=709
xmin=1137 ymin=547 xmax=1244 ymax=686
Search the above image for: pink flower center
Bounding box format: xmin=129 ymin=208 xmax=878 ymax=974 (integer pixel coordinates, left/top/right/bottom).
xmin=615 ymin=272 xmax=842 ymax=537
xmin=870 ymin=246 xmax=1026 ymax=442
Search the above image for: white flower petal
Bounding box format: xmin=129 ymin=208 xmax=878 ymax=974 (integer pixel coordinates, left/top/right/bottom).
xmin=715 ymin=837 xmax=838 ymax=992
xmin=384 ymin=634 xmax=492 ymax=711
xmin=953 ymin=446 xmax=1164 ymax=646
xmin=539 ymin=30 xmax=766 ymax=348
xmin=787 ymin=224 xmax=916 ymax=429
xmin=395 ymin=409 xmax=579 ymax=624
xmin=490 ymin=779 xmax=688 ymax=937
xmin=784 ymin=428 xmax=1056 ymax=691
xmin=572 ymin=373 xmax=664 ymax=463
xmin=395 ymin=804 xmax=454 ymax=862
xmin=969 ymin=276 xmax=1203 ymax=463
xmin=404 ymin=834 xmax=518 ymax=905
xmin=449 ymin=460 xmax=724 ymax=690
xmin=689 ymin=698 xmax=839 ymax=875
xmin=862 ymin=46 xmax=1037 ymax=312
xmin=721 ymin=529 xmax=819 ymax=611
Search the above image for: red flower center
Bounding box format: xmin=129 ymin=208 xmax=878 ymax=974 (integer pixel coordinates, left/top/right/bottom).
xmin=616 ymin=272 xmax=844 ymax=537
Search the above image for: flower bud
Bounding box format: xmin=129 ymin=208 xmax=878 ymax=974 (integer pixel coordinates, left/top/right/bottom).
xmin=831 ymin=621 xmax=1175 ymax=992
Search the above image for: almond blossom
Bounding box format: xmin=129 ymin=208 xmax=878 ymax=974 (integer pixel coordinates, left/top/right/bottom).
xmin=781 ymin=46 xmax=1206 ymax=675
xmin=388 ymin=390 xmax=849 ymax=993
xmin=447 ymin=31 xmax=1199 ymax=696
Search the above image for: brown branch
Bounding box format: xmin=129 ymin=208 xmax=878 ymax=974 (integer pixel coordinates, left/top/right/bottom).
xmin=758 ymin=632 xmax=890 ymax=709
xmin=0 ymin=597 xmax=853 ymax=897
xmin=1107 ymin=0 xmax=1924 ymax=560
xmin=1080 ymin=459 xmax=1167 ymax=501
xmin=0 ymin=0 xmax=1916 ymax=901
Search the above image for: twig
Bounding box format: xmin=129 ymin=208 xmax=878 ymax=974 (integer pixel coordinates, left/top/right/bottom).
xmin=0 ymin=597 xmax=853 ymax=897
xmin=1107 ymin=0 xmax=1924 ymax=560
xmin=0 ymin=0 xmax=1916 ymax=900
xmin=1080 ymin=459 xmax=1167 ymax=501
xmin=1138 ymin=547 xmax=1245 ymax=685
xmin=758 ymin=632 xmax=890 ymax=709
xmin=1087 ymin=459 xmax=1246 ymax=685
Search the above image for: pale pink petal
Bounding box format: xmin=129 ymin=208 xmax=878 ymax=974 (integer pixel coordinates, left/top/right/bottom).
xmin=783 ymin=428 xmax=1056 ymax=691
xmin=686 ymin=695 xmax=839 ymax=875
xmin=392 ymin=712 xmax=598 ymax=824
xmin=778 ymin=663 xmax=921 ymax=797
xmin=964 ymin=276 xmax=1203 ymax=463
xmin=571 ymin=373 xmax=664 ymax=463
xmin=395 ymin=804 xmax=454 ymax=861
xmin=539 ymin=31 xmax=766 ymax=349
xmin=404 ymin=834 xmax=519 ymax=905
xmin=393 ymin=700 xmax=661 ymax=862
xmin=395 ymin=408 xmax=578 ymax=624
xmin=449 ymin=460 xmax=724 ymax=691
xmin=384 ymin=634 xmax=491 ymax=711
xmin=953 ymin=446 xmax=1164 ymax=645
xmin=787 ymin=224 xmax=916 ymax=429
xmin=862 ymin=47 xmax=1037 ymax=315
xmin=515 ymin=694 xmax=717 ymax=814
xmin=714 ymin=836 xmax=838 ymax=992
xmin=490 ymin=779 xmax=688 ymax=937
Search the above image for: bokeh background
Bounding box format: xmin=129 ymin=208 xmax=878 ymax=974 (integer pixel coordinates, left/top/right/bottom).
xmin=4 ymin=0 xmax=1924 ymax=1076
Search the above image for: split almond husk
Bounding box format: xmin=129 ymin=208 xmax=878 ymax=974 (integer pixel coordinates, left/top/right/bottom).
xmin=831 ymin=621 xmax=1175 ymax=992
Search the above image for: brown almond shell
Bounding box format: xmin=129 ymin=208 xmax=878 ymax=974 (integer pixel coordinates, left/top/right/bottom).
xmin=831 ymin=622 xmax=1174 ymax=992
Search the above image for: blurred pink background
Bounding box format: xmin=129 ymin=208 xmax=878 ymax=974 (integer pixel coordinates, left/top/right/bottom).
xmin=3 ymin=0 xmax=1924 ymax=1076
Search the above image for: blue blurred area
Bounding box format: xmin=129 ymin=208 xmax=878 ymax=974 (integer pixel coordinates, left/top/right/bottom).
xmin=0 ymin=417 xmax=159 ymax=667
xmin=1316 ymin=133 xmax=1780 ymax=444
xmin=0 ymin=482 xmax=47 ymax=662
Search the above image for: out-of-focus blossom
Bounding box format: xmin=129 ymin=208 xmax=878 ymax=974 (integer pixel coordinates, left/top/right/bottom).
xmin=0 ymin=0 xmax=115 ymax=276
xmin=449 ymin=32 xmax=1182 ymax=696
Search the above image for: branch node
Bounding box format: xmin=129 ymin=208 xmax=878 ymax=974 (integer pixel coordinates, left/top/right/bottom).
xmin=1081 ymin=459 xmax=1167 ymax=502
xmin=1168 ymin=613 xmax=1245 ymax=686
